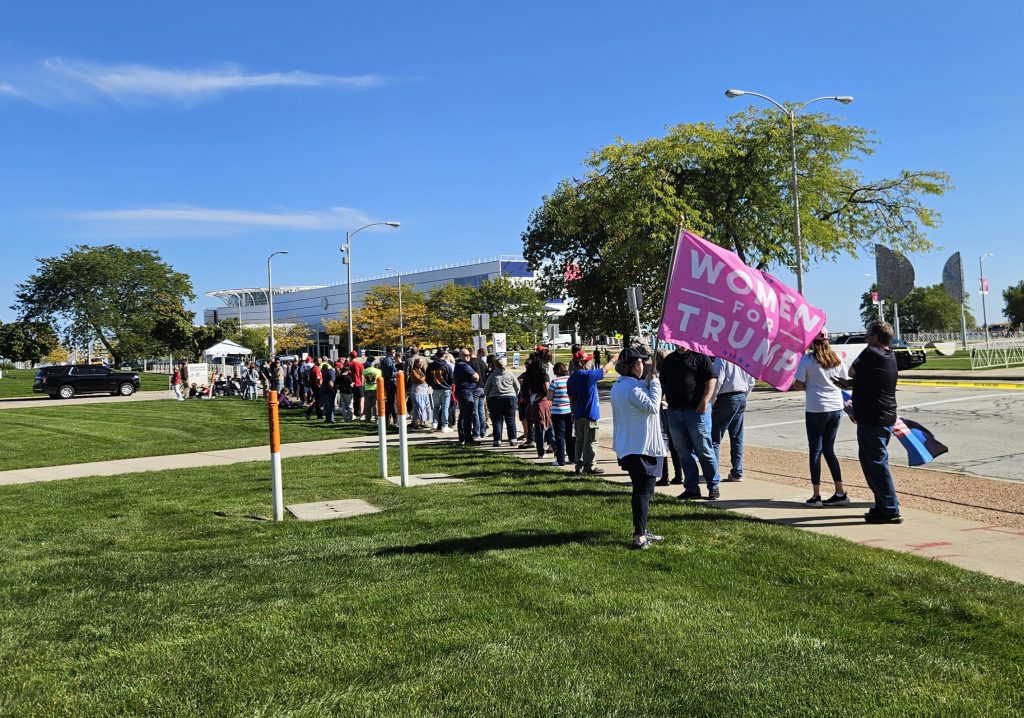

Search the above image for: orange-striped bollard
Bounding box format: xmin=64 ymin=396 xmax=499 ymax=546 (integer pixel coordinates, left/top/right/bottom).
xmin=268 ymin=390 xmax=283 ymax=521
xmin=396 ymin=370 xmax=409 ymax=487
xmin=377 ymin=378 xmax=388 ymax=479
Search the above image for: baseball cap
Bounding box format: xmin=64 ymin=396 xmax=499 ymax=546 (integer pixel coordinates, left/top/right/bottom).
xmin=814 ymin=326 xmax=830 ymax=342
xmin=573 ymin=349 xmax=593 ymax=362
xmin=535 ymin=344 xmax=547 ymax=352
xmin=349 ymin=350 xmax=359 ymax=358
xmin=620 ymin=345 xmax=651 ymax=362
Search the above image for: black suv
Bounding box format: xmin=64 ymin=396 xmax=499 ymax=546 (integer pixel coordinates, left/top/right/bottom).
xmin=830 ymin=334 xmax=927 ymax=370
xmin=33 ymin=365 xmax=141 ymax=399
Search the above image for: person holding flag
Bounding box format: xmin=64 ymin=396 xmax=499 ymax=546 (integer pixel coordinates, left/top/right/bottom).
xmin=792 ymin=327 xmax=851 ymax=507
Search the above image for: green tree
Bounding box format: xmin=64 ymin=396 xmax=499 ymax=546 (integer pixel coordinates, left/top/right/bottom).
xmin=858 ymin=283 xmax=975 ymax=332
xmin=233 ymin=327 xmax=270 ymax=358
xmin=14 ymin=245 xmax=195 ymax=365
xmin=0 ymin=320 xmax=60 ymax=365
xmin=423 ymin=282 xmax=476 ymax=348
xmin=523 ymin=110 xmax=951 ymax=337
xmin=356 ymin=284 xmax=428 ymax=349
xmin=475 ymin=277 xmax=547 ymax=349
xmin=276 ymin=322 xmax=314 ymax=353
xmin=1003 ymin=280 xmax=1024 ymax=329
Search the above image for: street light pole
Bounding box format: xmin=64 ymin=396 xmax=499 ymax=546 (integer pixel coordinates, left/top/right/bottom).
xmin=387 ymin=267 xmax=405 ymax=356
xmin=980 ymin=252 xmax=993 ymax=347
xmin=342 ymin=221 xmax=401 ymax=356
xmin=725 ymin=89 xmax=853 ymax=296
xmin=267 ymin=251 xmax=288 ymax=358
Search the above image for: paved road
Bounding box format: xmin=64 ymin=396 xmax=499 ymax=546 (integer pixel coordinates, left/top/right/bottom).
xmin=0 ymin=391 xmax=167 ymax=410
xmin=597 ymin=384 xmax=1024 ymax=483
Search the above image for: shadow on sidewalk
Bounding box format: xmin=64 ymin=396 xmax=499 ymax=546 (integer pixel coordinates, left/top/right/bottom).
xmin=376 ymin=530 xmax=606 ymax=556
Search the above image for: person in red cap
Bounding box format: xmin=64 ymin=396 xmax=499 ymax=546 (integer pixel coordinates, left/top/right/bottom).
xmin=566 ymin=349 xmax=616 ymax=474
xmin=349 ymin=350 xmax=364 ymax=418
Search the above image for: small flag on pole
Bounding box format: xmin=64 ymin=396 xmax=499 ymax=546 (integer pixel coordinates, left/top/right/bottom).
xmin=841 ymin=391 xmax=948 ymax=467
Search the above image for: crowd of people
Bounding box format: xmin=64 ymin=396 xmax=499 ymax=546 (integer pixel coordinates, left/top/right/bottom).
xmin=180 ymin=322 xmax=903 ymax=551
xmin=610 ymin=321 xmax=903 ymax=550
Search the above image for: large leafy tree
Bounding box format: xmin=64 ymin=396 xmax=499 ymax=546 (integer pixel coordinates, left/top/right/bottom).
xmin=355 ymin=284 xmax=427 ymax=349
xmin=423 ymin=282 xmax=476 ymax=348
xmin=475 ymin=277 xmax=547 ymax=349
xmin=522 ymin=109 xmax=951 ymax=337
xmin=1003 ymin=280 xmax=1024 ymax=329
xmin=14 ymin=245 xmax=195 ymax=365
xmin=858 ymin=283 xmax=976 ymax=332
xmin=276 ymin=322 xmax=314 ymax=353
xmin=0 ymin=320 xmax=61 ymax=364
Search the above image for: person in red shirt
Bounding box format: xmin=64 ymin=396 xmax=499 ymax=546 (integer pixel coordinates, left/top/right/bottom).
xmin=348 ymin=350 xmax=364 ymax=418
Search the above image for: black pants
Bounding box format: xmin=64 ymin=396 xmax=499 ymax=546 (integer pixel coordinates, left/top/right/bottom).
xmin=352 ymin=386 xmax=364 ymax=417
xmin=385 ymin=381 xmax=398 ymax=423
xmin=619 ymin=454 xmax=664 ymax=536
xmin=487 ymin=396 xmax=518 ymax=443
xmin=457 ymin=391 xmax=476 ymax=442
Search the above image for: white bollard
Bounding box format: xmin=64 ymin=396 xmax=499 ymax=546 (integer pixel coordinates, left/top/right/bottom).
xmin=377 ymin=379 xmax=388 ymax=479
xmin=268 ymin=390 xmax=284 ymax=521
xmin=396 ymin=371 xmax=410 ymax=488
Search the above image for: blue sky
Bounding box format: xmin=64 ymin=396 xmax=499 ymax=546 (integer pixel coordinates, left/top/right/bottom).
xmin=1 ymin=1 xmax=1021 ymax=331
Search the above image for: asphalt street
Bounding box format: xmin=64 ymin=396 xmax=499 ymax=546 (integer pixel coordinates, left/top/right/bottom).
xmin=598 ymin=384 xmax=1024 ymax=483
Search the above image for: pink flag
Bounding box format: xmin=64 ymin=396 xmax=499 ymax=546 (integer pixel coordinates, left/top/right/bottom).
xmin=564 ymin=262 xmax=582 ymax=282
xmin=657 ymin=230 xmax=827 ymax=391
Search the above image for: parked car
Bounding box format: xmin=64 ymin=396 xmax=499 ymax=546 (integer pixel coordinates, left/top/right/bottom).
xmin=33 ymin=365 xmax=141 ymax=399
xmin=829 ymin=333 xmax=926 ymax=370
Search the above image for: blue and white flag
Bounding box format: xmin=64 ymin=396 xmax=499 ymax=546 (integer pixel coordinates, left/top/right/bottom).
xmin=840 ymin=390 xmax=948 ymax=467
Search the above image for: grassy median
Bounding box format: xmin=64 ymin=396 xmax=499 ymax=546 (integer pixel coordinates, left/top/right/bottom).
xmin=1 ymin=444 xmax=1021 ymax=717
xmin=0 ymin=368 xmax=170 ymax=398
xmin=0 ymin=398 xmax=376 ymax=471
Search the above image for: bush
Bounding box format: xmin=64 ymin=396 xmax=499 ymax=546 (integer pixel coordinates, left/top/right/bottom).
xmin=0 ymin=360 xmax=16 ymax=371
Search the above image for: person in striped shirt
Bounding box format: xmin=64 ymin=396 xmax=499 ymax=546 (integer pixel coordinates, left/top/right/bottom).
xmin=547 ymin=362 xmax=575 ymax=466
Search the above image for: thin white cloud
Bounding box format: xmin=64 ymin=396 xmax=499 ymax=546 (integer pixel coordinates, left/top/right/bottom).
xmin=1 ymin=58 xmax=389 ymax=107
xmin=77 ymin=205 xmax=378 ymax=237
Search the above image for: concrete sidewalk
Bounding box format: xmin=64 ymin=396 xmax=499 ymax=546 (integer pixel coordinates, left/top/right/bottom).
xmin=1 ymin=429 xmax=1021 ymax=584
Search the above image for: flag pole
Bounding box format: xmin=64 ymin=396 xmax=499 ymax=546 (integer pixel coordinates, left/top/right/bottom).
xmin=656 ymin=215 xmax=686 ymax=351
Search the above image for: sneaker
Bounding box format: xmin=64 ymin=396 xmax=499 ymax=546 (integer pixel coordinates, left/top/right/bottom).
xmin=707 ymin=488 xmax=720 ymax=500
xmin=644 ymin=531 xmax=664 ymax=542
xmin=583 ymin=467 xmax=605 ymax=476
xmin=655 ymin=478 xmax=670 ymax=487
xmin=551 ymin=460 xmax=565 ymax=467
xmin=669 ymin=477 xmax=684 ymax=485
xmin=679 ymin=491 xmax=702 ymax=500
xmin=630 ymin=537 xmax=650 ymax=550
xmin=822 ymin=492 xmax=851 ymax=506
xmin=864 ymin=512 xmax=904 ymax=524
xmin=441 ymin=427 xmax=453 ymax=434
xmin=805 ymin=496 xmax=823 ymax=508
xmin=492 ymin=441 xmax=500 ymax=447
xmin=723 ymin=473 xmax=743 ymax=482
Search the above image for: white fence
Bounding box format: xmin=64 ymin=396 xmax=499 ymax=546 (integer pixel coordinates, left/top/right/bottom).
xmin=969 ymin=340 xmax=1024 ymax=370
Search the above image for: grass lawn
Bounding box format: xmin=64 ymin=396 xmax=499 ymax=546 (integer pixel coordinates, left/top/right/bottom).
xmin=0 ymin=398 xmax=376 ymax=471
xmin=0 ymin=445 xmax=1021 ymax=716
xmin=913 ymin=350 xmax=973 ymax=371
xmin=0 ymin=368 xmax=170 ymax=397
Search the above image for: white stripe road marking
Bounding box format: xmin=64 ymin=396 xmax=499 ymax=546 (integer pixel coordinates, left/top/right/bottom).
xmin=745 ymin=393 xmax=1021 ymax=430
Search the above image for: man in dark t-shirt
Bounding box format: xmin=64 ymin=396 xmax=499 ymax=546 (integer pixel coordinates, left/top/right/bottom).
xmin=659 ymin=346 xmax=720 ymax=499
xmin=453 ymin=348 xmax=480 ymax=445
xmin=849 ymin=321 xmax=902 ymax=523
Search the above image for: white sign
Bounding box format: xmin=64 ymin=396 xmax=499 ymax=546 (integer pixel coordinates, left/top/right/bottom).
xmin=329 ymin=334 xmax=340 ymax=345
xmin=184 ymin=362 xmax=210 ymax=388
xmin=492 ymin=332 xmax=507 ymax=355
xmin=473 ymin=335 xmax=487 ymax=352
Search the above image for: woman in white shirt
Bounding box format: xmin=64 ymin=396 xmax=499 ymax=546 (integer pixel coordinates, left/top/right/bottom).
xmin=792 ymin=328 xmax=851 ymax=507
xmin=611 ymin=345 xmax=667 ymax=550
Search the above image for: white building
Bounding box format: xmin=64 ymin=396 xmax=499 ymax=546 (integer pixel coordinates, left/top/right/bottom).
xmin=204 ymin=256 xmax=535 ymax=330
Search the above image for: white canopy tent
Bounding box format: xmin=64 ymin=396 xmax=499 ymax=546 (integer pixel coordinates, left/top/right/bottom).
xmin=202 ymin=339 xmax=253 ymax=359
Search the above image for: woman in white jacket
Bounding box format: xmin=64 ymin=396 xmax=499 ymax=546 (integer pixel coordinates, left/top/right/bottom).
xmin=610 ymin=345 xmax=667 ymax=550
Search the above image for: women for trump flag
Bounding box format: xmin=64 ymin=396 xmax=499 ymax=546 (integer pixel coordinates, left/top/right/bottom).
xmin=658 ymin=230 xmax=827 ymax=391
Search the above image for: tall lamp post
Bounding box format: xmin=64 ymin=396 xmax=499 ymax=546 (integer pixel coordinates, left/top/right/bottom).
xmin=342 ymin=221 xmax=401 ymax=356
xmin=386 ymin=267 xmax=405 ymax=356
xmin=725 ymin=89 xmax=853 ymax=296
xmin=980 ymin=252 xmax=993 ymax=347
xmin=267 ymin=251 xmax=288 ymax=358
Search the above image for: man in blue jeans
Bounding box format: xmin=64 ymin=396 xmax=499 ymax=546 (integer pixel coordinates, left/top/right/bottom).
xmin=453 ymin=348 xmax=480 ymax=445
xmin=660 ymin=346 xmax=720 ymax=500
xmin=847 ymin=321 xmax=902 ymax=524
xmin=710 ymin=357 xmax=756 ymax=482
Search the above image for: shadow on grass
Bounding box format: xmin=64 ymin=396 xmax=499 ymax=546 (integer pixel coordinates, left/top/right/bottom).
xmin=475 ymin=488 xmax=623 ymax=500
xmin=377 ymin=530 xmax=606 ymax=556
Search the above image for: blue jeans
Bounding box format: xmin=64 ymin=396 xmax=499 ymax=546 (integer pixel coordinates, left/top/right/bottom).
xmin=806 ymin=411 xmax=843 ymax=486
xmin=457 ymin=391 xmax=476 ymax=442
xmin=711 ymin=393 xmax=746 ymax=479
xmin=551 ymin=413 xmax=574 ymax=465
xmin=667 ymin=407 xmax=719 ymax=493
xmin=857 ymin=423 xmax=899 ymax=515
xmin=433 ymin=388 xmax=451 ymax=430
xmin=488 ymin=396 xmax=518 ymax=443
xmin=473 ymin=387 xmax=487 ymax=437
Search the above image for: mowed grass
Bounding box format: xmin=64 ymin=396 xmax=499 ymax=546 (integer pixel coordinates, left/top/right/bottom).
xmin=0 ymin=398 xmax=376 ymax=471
xmin=0 ymin=369 xmax=169 ymax=397
xmin=0 ymin=445 xmax=1021 ymax=717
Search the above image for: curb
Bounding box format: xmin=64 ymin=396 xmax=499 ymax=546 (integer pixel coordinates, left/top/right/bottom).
xmin=897 ymin=379 xmax=1024 ymax=391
